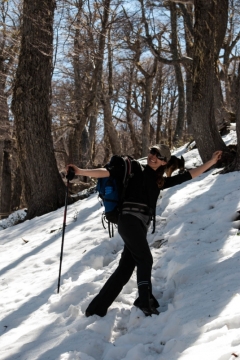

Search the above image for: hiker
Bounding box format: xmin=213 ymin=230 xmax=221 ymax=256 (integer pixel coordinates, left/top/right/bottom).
xmin=66 ymin=145 xmax=222 ymax=317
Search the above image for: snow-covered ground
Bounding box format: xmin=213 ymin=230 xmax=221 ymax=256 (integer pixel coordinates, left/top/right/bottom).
xmin=0 ymin=130 xmax=240 ymax=360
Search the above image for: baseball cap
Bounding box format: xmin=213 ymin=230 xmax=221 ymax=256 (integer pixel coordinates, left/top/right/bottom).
xmin=150 ymin=144 xmax=171 ymax=162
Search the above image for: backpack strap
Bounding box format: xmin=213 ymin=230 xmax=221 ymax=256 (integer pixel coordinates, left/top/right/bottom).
xmin=119 ymin=156 xmax=133 ymax=207
xmin=151 ymin=208 xmax=156 ymax=234
xmin=101 ymin=212 xmax=115 ymax=238
xmin=108 ymin=221 xmax=114 ymax=238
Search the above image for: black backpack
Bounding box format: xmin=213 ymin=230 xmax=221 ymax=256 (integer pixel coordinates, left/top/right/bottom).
xmin=97 ymin=155 xmax=133 ymax=237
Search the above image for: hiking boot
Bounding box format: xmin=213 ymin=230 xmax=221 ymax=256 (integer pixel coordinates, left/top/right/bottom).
xmin=150 ymin=306 xmax=160 ymax=315
xmin=85 ymin=308 xmax=107 ymax=317
xmin=149 ymin=297 xmax=160 ymax=308
xmin=139 ymin=307 xmax=153 ymax=316
xmin=137 ymin=305 xmax=160 ymax=317
xmin=134 ymin=295 xmax=160 ymax=309
xmin=85 ymin=310 xmax=92 ymax=317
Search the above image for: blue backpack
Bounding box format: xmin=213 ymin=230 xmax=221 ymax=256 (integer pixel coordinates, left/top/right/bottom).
xmin=97 ymin=156 xmax=133 ymax=237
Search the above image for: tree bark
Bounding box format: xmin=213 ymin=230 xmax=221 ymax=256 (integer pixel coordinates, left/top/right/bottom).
xmin=11 ymin=165 xmax=23 ymax=211
xmin=192 ymin=0 xmax=228 ymax=163
xmin=130 ymin=57 xmax=158 ymax=157
xmin=84 ymin=0 xmax=111 ymax=120
xmin=101 ymin=25 xmax=122 ymax=156
xmin=126 ymin=67 xmax=141 ymax=158
xmin=81 ymin=126 xmax=90 ymax=168
xmin=11 ymin=0 xmax=66 ymax=219
xmin=68 ymin=122 xmax=82 ymax=166
xmin=234 ymin=64 xmax=240 ymax=170
xmin=0 ymin=51 xmax=11 ymax=209
xmin=156 ymin=93 xmax=163 ymax=144
xmin=102 ymin=91 xmax=122 ymax=155
xmin=220 ymin=6 xmax=240 ymax=115
xmin=170 ymin=2 xmax=185 ymax=144
xmin=223 ymin=62 xmax=240 ymax=172
xmin=182 ymin=3 xmax=194 ymax=135
xmin=0 ymin=140 xmax=11 ymax=216
xmin=141 ymin=71 xmax=156 ymax=156
xmin=88 ymin=115 xmax=97 ymax=165
xmin=72 ymin=3 xmax=87 ymax=167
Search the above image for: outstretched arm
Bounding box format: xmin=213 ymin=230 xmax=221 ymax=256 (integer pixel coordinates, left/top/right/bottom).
xmin=189 ymin=151 xmax=222 ymax=179
xmin=66 ymin=164 xmax=110 ymax=178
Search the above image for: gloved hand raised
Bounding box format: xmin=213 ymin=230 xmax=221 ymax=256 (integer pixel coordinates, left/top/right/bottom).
xmin=66 ymin=166 xmax=75 ymax=181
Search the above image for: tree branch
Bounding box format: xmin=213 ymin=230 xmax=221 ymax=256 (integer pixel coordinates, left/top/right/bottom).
xmin=178 ymin=3 xmax=194 ymax=38
xmin=142 ymin=34 xmax=192 ymax=65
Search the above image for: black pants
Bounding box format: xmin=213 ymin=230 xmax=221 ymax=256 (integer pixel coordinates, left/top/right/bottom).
xmin=85 ymin=214 xmax=159 ymax=317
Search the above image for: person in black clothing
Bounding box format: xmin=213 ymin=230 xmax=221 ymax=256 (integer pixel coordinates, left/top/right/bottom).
xmin=67 ymin=144 xmax=222 ymax=317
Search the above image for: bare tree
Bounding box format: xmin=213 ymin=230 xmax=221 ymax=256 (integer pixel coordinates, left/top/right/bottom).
xmin=233 ymin=63 xmax=240 ymax=170
xmin=11 ymin=0 xmax=67 ymax=219
xmin=0 ymin=140 xmax=11 ymax=216
xmin=223 ymin=62 xmax=240 ymax=171
xmin=125 ymin=65 xmax=142 ymax=158
xmin=169 ymin=2 xmax=185 ymax=145
xmin=191 ymin=0 xmax=229 ymax=162
xmin=179 ymin=2 xmax=194 ymax=136
xmin=137 ymin=0 xmax=191 ymax=146
xmin=101 ymin=26 xmax=122 ymax=155
xmin=57 ymin=0 xmax=118 ymax=166
xmin=0 ymin=0 xmax=21 ymax=215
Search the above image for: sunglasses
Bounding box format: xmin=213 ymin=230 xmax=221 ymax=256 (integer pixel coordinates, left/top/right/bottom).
xmin=149 ymin=148 xmax=167 ymax=162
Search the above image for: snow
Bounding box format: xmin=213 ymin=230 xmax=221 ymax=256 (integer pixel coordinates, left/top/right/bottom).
xmin=0 ymin=130 xmax=240 ymax=360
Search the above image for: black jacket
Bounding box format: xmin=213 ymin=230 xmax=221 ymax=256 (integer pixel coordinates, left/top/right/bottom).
xmin=106 ymin=156 xmax=192 ymax=212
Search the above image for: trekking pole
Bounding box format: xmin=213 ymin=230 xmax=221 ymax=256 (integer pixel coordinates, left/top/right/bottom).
xmin=57 ymin=166 xmax=75 ymax=293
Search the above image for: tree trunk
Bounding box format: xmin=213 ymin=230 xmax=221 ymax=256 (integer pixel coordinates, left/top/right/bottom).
xmin=213 ymin=70 xmax=233 ymax=128
xmin=102 ymin=91 xmax=122 ymax=155
xmin=11 ymin=0 xmax=66 ymax=219
xmin=185 ymin=68 xmax=193 ymax=135
xmin=11 ymin=165 xmax=23 ymax=211
xmin=81 ymin=126 xmax=90 ymax=168
xmin=126 ymin=68 xmax=141 ymax=158
xmin=182 ymin=3 xmax=194 ymax=136
xmin=192 ymin=0 xmax=228 ymax=163
xmin=68 ymin=122 xmax=82 ymax=166
xmin=172 ymin=64 xmax=185 ymax=144
xmin=234 ymin=64 xmax=240 ymax=170
xmin=156 ymin=93 xmax=163 ymax=144
xmin=101 ymin=23 xmax=122 ymax=156
xmin=0 ymin=140 xmax=11 ymax=216
xmin=224 ymin=62 xmax=240 ymax=172
xmin=135 ymin=58 xmax=158 ymax=157
xmin=168 ymin=90 xmax=176 ymax=148
xmin=141 ymin=75 xmax=155 ymax=156
xmin=72 ymin=8 xmax=87 ymax=167
xmin=88 ymin=114 xmax=97 ymax=165
xmin=0 ymin=61 xmax=11 ymax=207
xmin=103 ymin=130 xmax=111 ymax=165
xmin=84 ymin=0 xmax=111 ymax=120
xmin=70 ymin=0 xmax=111 ymax=167
xmin=170 ymin=3 xmax=185 ymax=144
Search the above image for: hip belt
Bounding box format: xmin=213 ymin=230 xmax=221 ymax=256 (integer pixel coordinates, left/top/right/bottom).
xmin=122 ymin=202 xmax=153 ymax=216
